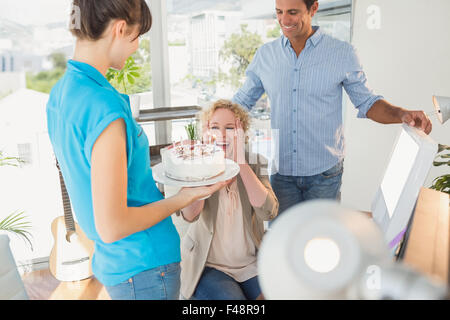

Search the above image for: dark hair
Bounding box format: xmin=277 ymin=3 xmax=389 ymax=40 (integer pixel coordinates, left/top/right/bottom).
xmin=304 ymin=0 xmax=318 ymax=10
xmin=70 ymin=0 xmax=152 ymax=41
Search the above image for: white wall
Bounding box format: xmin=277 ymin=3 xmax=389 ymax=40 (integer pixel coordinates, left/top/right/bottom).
xmin=341 ymin=0 xmax=450 ymax=211
xmin=0 ymin=72 xmax=25 ymax=96
xmin=0 ymin=89 xmax=61 ymax=265
xmin=242 ymin=0 xmax=273 ymax=19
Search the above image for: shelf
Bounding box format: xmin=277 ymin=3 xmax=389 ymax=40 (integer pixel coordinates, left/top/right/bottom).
xmin=136 ymin=106 xmax=202 ymax=123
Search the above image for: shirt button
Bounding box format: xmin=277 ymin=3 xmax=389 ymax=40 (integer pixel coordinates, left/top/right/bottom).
xmin=294 ymin=150 xmax=297 ymax=153
xmin=293 ymin=89 xmax=297 ymax=92
xmin=294 ymin=68 xmax=298 ymax=72
xmin=293 ymin=130 xmax=296 ymax=133
xmin=293 ymin=109 xmax=296 ymax=112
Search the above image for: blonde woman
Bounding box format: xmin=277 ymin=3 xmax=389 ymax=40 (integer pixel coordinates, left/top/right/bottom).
xmin=179 ymin=99 xmax=279 ymax=300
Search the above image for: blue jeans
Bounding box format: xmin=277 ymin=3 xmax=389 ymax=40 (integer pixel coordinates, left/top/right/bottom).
xmin=192 ymin=267 xmax=261 ymax=300
xmin=270 ymin=161 xmax=343 ymax=217
xmin=105 ymin=262 xmax=181 ymax=300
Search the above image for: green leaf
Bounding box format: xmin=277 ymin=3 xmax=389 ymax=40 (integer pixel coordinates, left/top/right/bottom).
xmin=0 ymin=151 xmax=24 ymax=167
xmin=430 ymin=174 xmax=450 ymax=194
xmin=0 ymin=211 xmax=33 ymax=250
xmin=438 ymin=144 xmax=450 ymax=153
xmin=433 ymin=161 xmax=450 ymax=166
xmin=105 ymin=68 xmax=117 ymax=81
xmin=127 ymin=74 xmax=135 ymax=85
xmin=117 ymin=73 xmax=124 ymax=83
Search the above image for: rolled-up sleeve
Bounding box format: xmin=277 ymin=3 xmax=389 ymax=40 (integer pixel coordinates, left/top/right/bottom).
xmin=232 ymin=49 xmax=265 ymax=111
xmin=343 ymin=45 xmax=384 ymax=119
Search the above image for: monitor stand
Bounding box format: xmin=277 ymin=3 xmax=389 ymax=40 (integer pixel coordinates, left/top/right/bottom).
xmin=394 ymin=199 xmax=418 ymax=261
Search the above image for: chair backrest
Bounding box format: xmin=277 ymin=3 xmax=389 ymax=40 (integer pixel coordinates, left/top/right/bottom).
xmin=0 ymin=234 xmax=29 ymax=300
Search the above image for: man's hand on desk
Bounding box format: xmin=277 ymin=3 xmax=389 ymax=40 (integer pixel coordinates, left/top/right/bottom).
xmin=400 ymin=109 xmax=433 ymax=135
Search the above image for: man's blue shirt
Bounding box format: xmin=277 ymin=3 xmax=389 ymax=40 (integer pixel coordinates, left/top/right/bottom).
xmin=233 ymin=26 xmax=383 ymax=176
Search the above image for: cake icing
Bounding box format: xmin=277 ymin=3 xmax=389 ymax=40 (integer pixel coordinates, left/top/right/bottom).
xmin=161 ymin=141 xmax=226 ymax=181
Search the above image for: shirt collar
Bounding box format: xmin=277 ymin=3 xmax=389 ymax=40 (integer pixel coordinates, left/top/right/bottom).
xmin=282 ymin=25 xmax=323 ymax=48
xmin=67 ymin=59 xmax=117 ymax=92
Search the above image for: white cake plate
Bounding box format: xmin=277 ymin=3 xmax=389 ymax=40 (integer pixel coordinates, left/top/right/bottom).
xmin=152 ymin=158 xmax=240 ymax=188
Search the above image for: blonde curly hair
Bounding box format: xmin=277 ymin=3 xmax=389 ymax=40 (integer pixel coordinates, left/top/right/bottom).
xmin=200 ymin=99 xmax=250 ymax=134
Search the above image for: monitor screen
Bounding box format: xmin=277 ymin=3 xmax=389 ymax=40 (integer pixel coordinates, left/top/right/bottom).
xmin=371 ymin=124 xmax=438 ymax=252
xmin=380 ymin=129 xmax=420 ymax=219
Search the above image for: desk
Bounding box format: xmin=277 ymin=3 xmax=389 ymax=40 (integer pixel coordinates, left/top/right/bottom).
xmin=362 ymin=188 xmax=449 ymax=284
xmin=402 ymin=188 xmax=449 ymax=284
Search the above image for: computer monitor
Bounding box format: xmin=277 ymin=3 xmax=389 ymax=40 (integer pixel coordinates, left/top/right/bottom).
xmin=371 ymin=124 xmax=438 ymax=253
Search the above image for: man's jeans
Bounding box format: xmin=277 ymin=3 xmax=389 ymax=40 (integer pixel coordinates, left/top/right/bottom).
xmin=270 ymin=161 xmax=344 ymax=217
xmin=105 ymin=262 xmax=181 ymax=300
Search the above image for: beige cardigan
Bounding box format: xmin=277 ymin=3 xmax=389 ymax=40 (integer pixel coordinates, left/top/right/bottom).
xmin=178 ymin=154 xmax=279 ymax=299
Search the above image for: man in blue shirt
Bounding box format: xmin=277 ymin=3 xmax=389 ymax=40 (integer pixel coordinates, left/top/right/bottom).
xmin=232 ymin=0 xmax=432 ymax=215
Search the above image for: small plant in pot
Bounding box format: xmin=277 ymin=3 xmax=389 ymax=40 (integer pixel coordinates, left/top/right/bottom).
xmin=0 ymin=151 xmax=33 ymax=250
xmin=185 ymin=121 xmax=200 ymax=142
xmin=106 ymin=56 xmax=142 ymax=119
xmin=430 ymin=144 xmax=450 ymax=195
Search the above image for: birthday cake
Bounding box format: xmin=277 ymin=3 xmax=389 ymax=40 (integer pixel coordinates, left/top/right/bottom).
xmin=160 ymin=141 xmax=226 ymax=182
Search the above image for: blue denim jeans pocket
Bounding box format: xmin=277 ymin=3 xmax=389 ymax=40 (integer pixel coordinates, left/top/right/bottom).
xmin=320 ymin=161 xmax=344 ymax=178
xmin=105 ymin=262 xmax=181 ymax=300
xmin=304 ymin=161 xmax=344 ymax=201
xmin=269 ymin=162 xmax=344 ymax=217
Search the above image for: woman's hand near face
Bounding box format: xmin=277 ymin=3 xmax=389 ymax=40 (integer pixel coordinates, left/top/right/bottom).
xmin=233 ymin=118 xmax=246 ymax=165
xmin=218 ymin=118 xmax=245 ymax=162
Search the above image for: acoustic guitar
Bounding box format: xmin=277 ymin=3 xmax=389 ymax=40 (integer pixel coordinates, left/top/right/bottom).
xmin=49 ymin=159 xmax=94 ymax=282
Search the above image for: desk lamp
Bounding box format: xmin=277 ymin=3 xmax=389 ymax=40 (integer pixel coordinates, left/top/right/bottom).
xmin=432 ymin=95 xmax=450 ymax=124
xmin=257 ymin=200 xmax=448 ymax=300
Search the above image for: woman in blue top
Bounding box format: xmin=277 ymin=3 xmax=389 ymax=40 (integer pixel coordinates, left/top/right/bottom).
xmin=46 ymin=0 xmax=227 ymax=300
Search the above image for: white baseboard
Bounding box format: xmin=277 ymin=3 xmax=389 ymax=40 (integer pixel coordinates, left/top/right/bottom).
xmin=17 ymin=256 xmax=49 ymax=274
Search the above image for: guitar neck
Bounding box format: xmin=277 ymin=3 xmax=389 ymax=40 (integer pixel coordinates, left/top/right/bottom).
xmin=56 ymin=160 xmax=76 ymax=233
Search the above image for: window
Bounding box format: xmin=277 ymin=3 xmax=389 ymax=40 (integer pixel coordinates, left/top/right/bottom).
xmin=165 ymin=0 xmax=352 ymax=142
xmin=166 ymin=0 xmax=277 ymax=142
xmin=17 ymin=143 xmax=32 ymax=166
xmin=312 ymin=0 xmax=352 ymax=42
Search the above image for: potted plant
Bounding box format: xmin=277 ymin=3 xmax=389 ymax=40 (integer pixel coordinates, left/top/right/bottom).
xmin=185 ymin=120 xmax=199 ymax=141
xmin=0 ymin=151 xmax=33 ymax=250
xmin=106 ymin=56 xmax=142 ymax=119
xmin=430 ymin=144 xmax=450 ymax=195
